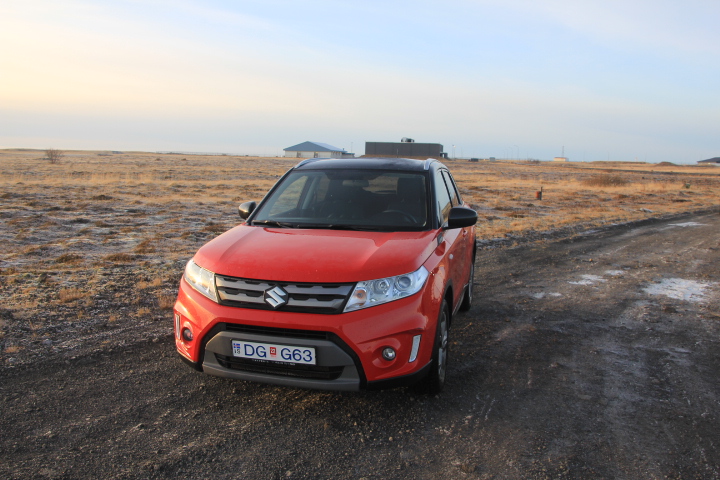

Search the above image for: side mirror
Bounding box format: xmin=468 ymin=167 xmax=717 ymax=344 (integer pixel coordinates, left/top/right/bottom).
xmin=238 ymin=201 xmax=257 ymax=219
xmin=446 ymin=206 xmax=477 ymax=229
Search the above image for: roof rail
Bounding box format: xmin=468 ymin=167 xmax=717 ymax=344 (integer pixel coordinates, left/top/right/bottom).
xmin=423 ymin=158 xmax=436 ymax=170
xmin=295 ymin=158 xmax=322 ymax=168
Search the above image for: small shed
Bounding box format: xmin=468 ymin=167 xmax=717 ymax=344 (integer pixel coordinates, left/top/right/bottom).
xmin=284 ymin=141 xmax=347 ymax=159
xmin=553 ymin=157 xmax=569 ymax=162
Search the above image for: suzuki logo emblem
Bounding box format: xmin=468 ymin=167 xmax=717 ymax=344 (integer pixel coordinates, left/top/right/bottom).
xmin=264 ymin=286 xmax=289 ymax=309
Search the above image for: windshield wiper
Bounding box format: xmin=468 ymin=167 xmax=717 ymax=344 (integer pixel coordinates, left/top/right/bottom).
xmin=251 ymin=220 xmax=296 ymax=228
xmin=296 ymin=223 xmax=386 ymax=231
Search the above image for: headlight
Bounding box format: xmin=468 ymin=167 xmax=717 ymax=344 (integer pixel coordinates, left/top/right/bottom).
xmin=344 ymin=266 xmax=429 ymax=312
xmin=184 ymin=259 xmax=218 ymax=303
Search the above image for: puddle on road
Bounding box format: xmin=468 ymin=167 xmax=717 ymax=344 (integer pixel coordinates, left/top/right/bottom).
xmin=643 ymin=278 xmax=714 ymax=303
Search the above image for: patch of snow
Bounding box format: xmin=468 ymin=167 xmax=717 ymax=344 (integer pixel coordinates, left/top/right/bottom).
xmin=668 ymin=222 xmax=706 ymax=227
xmin=569 ymin=275 xmax=606 ymax=286
xmin=531 ymin=292 xmax=545 ymax=299
xmin=643 ymin=278 xmax=714 ymax=303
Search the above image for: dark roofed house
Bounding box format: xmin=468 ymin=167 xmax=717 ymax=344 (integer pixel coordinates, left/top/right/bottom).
xmin=365 ymin=140 xmax=444 ymax=158
xmin=698 ymin=157 xmax=720 ymax=165
xmin=284 ymin=141 xmax=348 ymax=159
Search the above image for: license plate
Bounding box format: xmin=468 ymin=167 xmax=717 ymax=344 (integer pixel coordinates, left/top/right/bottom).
xmin=231 ymin=340 xmax=316 ymax=365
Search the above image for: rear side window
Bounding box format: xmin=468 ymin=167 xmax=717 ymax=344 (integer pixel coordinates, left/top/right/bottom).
xmin=434 ymin=170 xmax=452 ymax=225
xmin=442 ymin=170 xmax=461 ymax=206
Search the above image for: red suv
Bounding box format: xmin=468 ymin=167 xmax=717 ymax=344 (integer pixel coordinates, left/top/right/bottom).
xmin=173 ymin=157 xmax=477 ymax=392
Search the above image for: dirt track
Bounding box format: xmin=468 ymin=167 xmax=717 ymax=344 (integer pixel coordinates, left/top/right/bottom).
xmin=1 ymin=211 xmax=719 ymax=479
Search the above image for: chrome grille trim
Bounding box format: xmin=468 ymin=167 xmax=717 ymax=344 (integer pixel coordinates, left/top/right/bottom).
xmin=215 ymin=276 xmax=354 ymax=313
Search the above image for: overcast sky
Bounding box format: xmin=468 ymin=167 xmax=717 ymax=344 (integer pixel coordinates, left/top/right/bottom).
xmin=1 ymin=0 xmax=718 ymax=163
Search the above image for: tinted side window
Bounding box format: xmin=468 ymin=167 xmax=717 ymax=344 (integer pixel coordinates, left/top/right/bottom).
xmin=434 ymin=170 xmax=452 ymax=224
xmin=442 ymin=170 xmax=461 ymax=206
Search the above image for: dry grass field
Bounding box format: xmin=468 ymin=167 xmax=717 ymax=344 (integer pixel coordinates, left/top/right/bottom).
xmin=1 ymin=148 xmax=719 ymax=364
xmin=449 ymin=158 xmax=720 ymax=240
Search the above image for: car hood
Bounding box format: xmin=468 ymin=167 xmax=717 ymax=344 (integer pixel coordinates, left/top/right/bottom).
xmin=193 ymin=225 xmax=439 ymax=283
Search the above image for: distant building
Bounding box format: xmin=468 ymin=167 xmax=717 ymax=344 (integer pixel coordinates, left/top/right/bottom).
xmin=365 ymin=139 xmax=444 ymax=158
xmin=698 ymin=157 xmax=720 ymax=165
xmin=284 ymin=141 xmax=348 ymax=158
xmin=553 ymin=157 xmax=569 ymax=162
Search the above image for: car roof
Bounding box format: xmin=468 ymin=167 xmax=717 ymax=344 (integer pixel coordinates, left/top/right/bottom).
xmin=294 ymin=157 xmax=443 ymax=172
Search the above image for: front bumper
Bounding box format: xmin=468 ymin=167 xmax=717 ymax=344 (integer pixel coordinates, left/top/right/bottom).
xmin=202 ymin=328 xmax=362 ymax=391
xmin=174 ymin=277 xmax=440 ymax=391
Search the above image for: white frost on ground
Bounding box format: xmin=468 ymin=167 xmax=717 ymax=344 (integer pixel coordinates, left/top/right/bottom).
xmin=668 ymin=222 xmax=706 ymax=227
xmin=531 ymin=292 xmax=562 ymax=299
xmin=605 ymin=270 xmax=626 ymax=276
xmin=569 ymin=275 xmax=607 ymax=286
xmin=643 ymin=278 xmax=714 ymax=303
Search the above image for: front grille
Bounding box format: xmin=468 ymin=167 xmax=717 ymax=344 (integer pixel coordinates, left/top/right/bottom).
xmin=216 ymin=276 xmax=354 ymax=314
xmin=225 ymin=323 xmax=330 ymax=340
xmin=215 ymin=354 xmax=344 ymax=380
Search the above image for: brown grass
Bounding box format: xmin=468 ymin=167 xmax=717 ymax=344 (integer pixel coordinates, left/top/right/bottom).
xmin=582 ymin=174 xmax=629 ymax=187
xmin=0 ymin=149 xmax=719 ymax=273
xmin=445 ymin=159 xmax=720 ymax=238
xmin=202 ymin=221 xmax=229 ymax=233
xmin=156 ymin=294 xmax=176 ymax=310
xmin=55 ymin=253 xmax=83 ymax=264
xmin=104 ymin=253 xmax=134 ymax=262
xmin=134 ymin=239 xmax=155 ymax=254
xmin=59 ymin=288 xmax=85 ymax=303
xmin=138 ymin=277 xmax=163 ymax=289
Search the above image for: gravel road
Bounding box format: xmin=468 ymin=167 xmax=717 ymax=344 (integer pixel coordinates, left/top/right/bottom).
xmin=2 ymin=211 xmax=719 ymax=479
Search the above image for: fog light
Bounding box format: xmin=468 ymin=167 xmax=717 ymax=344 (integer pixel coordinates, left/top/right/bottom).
xmin=382 ymin=347 xmax=396 ymax=361
xmin=182 ymin=327 xmax=194 ymax=342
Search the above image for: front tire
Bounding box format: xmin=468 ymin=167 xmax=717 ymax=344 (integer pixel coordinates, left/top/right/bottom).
xmin=415 ymin=300 xmax=449 ymax=394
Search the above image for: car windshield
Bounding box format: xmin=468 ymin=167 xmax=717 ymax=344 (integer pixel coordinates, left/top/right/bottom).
xmin=251 ymin=169 xmax=429 ymax=231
